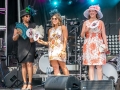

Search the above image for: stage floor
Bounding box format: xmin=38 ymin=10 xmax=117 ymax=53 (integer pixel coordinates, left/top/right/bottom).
xmin=0 ymin=86 xmax=45 ymax=90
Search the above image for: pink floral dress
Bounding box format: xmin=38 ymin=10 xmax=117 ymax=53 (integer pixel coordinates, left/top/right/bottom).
xmin=83 ymin=20 xmax=106 ymax=65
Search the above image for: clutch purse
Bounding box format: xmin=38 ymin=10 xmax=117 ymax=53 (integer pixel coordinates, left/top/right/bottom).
xmin=15 ymin=23 xmax=28 ymax=39
xmin=99 ymin=44 xmax=106 ymax=53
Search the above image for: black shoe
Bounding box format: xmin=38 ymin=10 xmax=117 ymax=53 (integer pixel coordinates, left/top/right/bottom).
xmin=21 ymin=82 xmax=27 ymax=90
xmin=26 ymin=82 xmax=32 ymax=90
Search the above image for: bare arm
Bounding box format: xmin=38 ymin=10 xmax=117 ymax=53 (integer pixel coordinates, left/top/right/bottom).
xmin=61 ymin=25 xmax=68 ymax=51
xmin=29 ymin=38 xmax=34 ymax=43
xmin=37 ymin=39 xmax=48 ymax=46
xmin=81 ymin=22 xmax=86 ymax=38
xmin=81 ymin=21 xmax=90 ymax=38
xmin=100 ymin=20 xmax=108 ymax=47
xmin=12 ymin=29 xmax=20 ymax=41
xmin=37 ymin=29 xmax=51 ymax=46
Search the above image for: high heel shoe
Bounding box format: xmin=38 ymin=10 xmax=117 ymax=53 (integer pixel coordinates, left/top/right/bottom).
xmin=21 ymin=82 xmax=27 ymax=90
xmin=26 ymin=82 xmax=32 ymax=90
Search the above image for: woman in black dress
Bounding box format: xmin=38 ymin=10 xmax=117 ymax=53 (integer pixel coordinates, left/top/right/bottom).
xmin=12 ymin=7 xmax=36 ymax=90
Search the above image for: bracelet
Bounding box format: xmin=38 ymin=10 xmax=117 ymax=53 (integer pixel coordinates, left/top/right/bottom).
xmin=13 ymin=34 xmax=19 ymax=37
xmin=61 ymin=50 xmax=65 ymax=52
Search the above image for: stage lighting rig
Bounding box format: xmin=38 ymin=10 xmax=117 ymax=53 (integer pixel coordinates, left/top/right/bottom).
xmin=87 ymin=0 xmax=98 ymax=4
xmin=91 ymin=0 xmax=94 ymax=2
xmin=49 ymin=0 xmax=61 ymax=7
xmin=68 ymin=0 xmax=72 ymax=5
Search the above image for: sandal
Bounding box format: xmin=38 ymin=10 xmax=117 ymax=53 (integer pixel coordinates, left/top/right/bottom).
xmin=26 ymin=82 xmax=32 ymax=90
xmin=21 ymin=82 xmax=27 ymax=90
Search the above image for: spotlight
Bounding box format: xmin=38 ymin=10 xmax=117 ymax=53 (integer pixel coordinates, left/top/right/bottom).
xmin=91 ymin=0 xmax=94 ymax=2
xmin=68 ymin=0 xmax=72 ymax=5
xmin=49 ymin=0 xmax=61 ymax=7
xmin=53 ymin=1 xmax=58 ymax=5
xmin=88 ymin=0 xmax=97 ymax=4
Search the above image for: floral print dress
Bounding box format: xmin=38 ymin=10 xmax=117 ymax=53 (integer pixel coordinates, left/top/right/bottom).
xmin=48 ymin=26 xmax=66 ymax=62
xmin=83 ymin=20 xmax=106 ymax=65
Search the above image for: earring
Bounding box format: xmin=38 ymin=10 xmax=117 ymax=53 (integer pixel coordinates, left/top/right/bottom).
xmin=58 ymin=22 xmax=60 ymax=26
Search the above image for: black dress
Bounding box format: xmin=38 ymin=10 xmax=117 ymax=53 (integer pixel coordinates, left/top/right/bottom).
xmin=17 ymin=23 xmax=36 ymax=63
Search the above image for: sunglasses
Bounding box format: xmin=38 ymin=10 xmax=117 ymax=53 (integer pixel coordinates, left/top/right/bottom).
xmin=52 ymin=18 xmax=58 ymax=20
xmin=25 ymin=15 xmax=30 ymax=18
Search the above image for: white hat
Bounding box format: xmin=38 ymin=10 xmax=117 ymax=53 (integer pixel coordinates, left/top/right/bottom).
xmin=83 ymin=5 xmax=103 ymax=19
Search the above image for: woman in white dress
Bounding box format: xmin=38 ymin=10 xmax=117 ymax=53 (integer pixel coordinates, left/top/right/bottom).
xmin=37 ymin=12 xmax=69 ymax=75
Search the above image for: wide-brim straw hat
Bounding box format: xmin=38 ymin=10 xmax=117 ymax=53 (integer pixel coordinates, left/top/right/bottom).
xmin=83 ymin=5 xmax=103 ymax=19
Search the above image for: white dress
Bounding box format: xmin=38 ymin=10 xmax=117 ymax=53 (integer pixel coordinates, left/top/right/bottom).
xmin=48 ymin=26 xmax=66 ymax=62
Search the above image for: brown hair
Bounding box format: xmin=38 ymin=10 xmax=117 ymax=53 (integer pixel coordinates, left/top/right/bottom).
xmin=88 ymin=12 xmax=100 ymax=19
xmin=51 ymin=13 xmax=62 ymax=27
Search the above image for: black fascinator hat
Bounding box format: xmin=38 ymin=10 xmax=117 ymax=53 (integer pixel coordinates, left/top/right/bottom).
xmin=20 ymin=5 xmax=37 ymax=17
xmin=49 ymin=9 xmax=61 ymax=17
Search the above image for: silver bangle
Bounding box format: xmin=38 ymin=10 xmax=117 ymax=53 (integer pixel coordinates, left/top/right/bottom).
xmin=14 ymin=34 xmax=19 ymax=37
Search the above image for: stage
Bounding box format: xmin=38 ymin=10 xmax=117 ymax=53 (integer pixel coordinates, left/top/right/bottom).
xmin=0 ymin=87 xmax=45 ymax=90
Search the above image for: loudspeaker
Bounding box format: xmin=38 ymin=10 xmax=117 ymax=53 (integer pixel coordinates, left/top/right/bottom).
xmin=4 ymin=69 xmax=23 ymax=87
xmin=45 ymin=75 xmax=80 ymax=90
xmin=0 ymin=60 xmax=9 ymax=87
xmin=81 ymin=80 xmax=114 ymax=90
xmin=116 ymin=78 xmax=120 ymax=90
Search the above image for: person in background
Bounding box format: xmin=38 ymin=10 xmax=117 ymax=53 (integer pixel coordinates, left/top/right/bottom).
xmin=81 ymin=5 xmax=108 ymax=80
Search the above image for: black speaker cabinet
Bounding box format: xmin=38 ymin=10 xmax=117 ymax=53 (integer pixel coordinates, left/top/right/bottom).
xmin=45 ymin=75 xmax=80 ymax=90
xmin=4 ymin=69 xmax=23 ymax=87
xmin=81 ymin=80 xmax=114 ymax=90
xmin=116 ymin=78 xmax=120 ymax=90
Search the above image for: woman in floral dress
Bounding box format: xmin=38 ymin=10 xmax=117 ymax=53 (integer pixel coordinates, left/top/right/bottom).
xmin=81 ymin=5 xmax=108 ymax=80
xmin=37 ymin=12 xmax=69 ymax=75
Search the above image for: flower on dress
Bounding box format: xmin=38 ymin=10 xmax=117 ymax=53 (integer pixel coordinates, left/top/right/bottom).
xmin=102 ymin=59 xmax=106 ymax=64
xmin=83 ymin=44 xmax=87 ymax=53
xmin=98 ymin=33 xmax=102 ymax=39
xmin=90 ymin=43 xmax=96 ymax=50
xmin=83 ymin=59 xmax=88 ymax=65
xmin=91 ymin=33 xmax=96 ymax=37
xmin=49 ymin=56 xmax=53 ymax=60
xmin=52 ymin=33 xmax=56 ymax=37
xmin=51 ymin=40 xmax=55 ymax=44
xmin=91 ymin=59 xmax=99 ymax=64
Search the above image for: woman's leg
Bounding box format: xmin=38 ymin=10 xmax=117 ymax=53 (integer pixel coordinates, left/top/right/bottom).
xmin=50 ymin=60 xmax=61 ymax=75
xmin=58 ymin=61 xmax=69 ymax=75
xmin=21 ymin=63 xmax=27 ymax=89
xmin=26 ymin=62 xmax=33 ymax=89
xmin=89 ymin=65 xmax=94 ymax=80
xmin=96 ymin=65 xmax=103 ymax=80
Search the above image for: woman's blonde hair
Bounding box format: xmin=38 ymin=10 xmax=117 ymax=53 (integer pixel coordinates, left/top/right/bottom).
xmin=51 ymin=13 xmax=62 ymax=26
